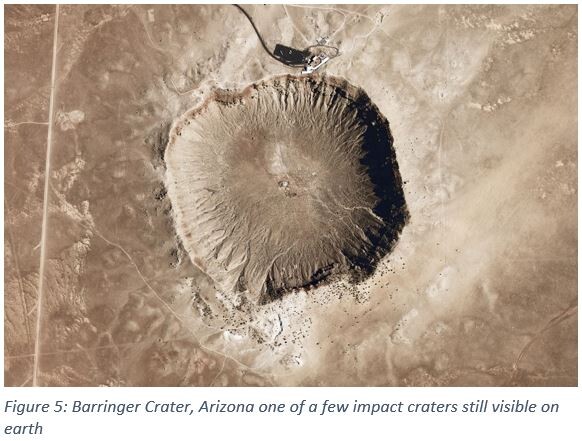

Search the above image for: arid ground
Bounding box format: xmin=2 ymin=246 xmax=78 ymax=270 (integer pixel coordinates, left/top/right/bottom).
xmin=4 ymin=4 xmax=577 ymax=386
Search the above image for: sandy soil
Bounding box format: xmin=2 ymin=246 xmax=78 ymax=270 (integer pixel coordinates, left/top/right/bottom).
xmin=4 ymin=4 xmax=577 ymax=386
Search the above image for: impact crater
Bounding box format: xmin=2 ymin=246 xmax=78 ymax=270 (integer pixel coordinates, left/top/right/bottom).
xmin=165 ymin=75 xmax=408 ymax=303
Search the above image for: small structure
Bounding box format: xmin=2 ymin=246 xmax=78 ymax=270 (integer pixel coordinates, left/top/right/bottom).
xmin=301 ymin=54 xmax=331 ymax=75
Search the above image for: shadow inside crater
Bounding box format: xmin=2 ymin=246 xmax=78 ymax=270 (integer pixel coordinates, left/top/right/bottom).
xmin=260 ymin=77 xmax=409 ymax=302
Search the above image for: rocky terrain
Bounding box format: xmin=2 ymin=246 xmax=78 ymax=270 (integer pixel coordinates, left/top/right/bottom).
xmin=4 ymin=4 xmax=577 ymax=386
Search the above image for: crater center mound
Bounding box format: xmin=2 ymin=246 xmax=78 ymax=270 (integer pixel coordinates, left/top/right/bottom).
xmin=165 ymin=75 xmax=408 ymax=303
